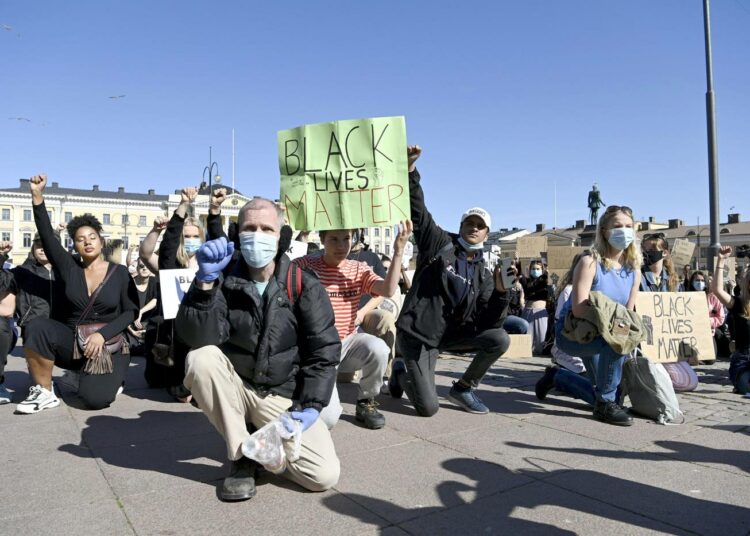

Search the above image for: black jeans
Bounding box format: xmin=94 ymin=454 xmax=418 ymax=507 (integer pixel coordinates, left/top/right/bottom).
xmin=395 ymin=327 xmax=510 ymax=417
xmin=24 ymin=317 xmax=130 ymax=409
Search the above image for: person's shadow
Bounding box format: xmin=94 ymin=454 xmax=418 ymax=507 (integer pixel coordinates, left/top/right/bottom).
xmin=323 ymin=456 xmax=750 ymax=534
xmin=58 ymin=410 xmax=228 ymax=486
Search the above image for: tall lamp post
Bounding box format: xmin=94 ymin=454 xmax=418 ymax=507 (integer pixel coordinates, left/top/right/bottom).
xmin=203 ymin=146 xmax=221 ymax=193
xmin=703 ymin=0 xmax=721 ymax=272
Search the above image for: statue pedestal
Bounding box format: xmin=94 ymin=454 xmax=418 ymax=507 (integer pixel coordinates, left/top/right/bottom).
xmin=579 ymin=225 xmax=598 ymax=247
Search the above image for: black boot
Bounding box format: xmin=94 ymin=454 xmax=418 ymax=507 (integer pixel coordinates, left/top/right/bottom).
xmin=535 ymin=366 xmax=558 ymax=401
xmin=593 ymin=400 xmax=634 ymax=426
xmin=220 ymin=456 xmax=258 ymax=501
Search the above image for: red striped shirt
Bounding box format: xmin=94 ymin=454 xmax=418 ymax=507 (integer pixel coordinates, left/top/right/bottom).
xmin=294 ymin=255 xmax=381 ymax=340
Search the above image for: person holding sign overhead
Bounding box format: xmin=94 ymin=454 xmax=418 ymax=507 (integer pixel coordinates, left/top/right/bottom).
xmin=711 ymin=247 xmax=750 ymax=394
xmin=294 ymin=221 xmax=413 ymax=430
xmin=175 ymin=197 xmax=341 ymax=501
xmin=388 ymin=146 xmax=512 ymax=416
xmin=553 ymin=205 xmax=641 ymax=425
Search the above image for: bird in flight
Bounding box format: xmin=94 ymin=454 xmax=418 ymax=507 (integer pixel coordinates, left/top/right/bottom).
xmin=2 ymin=24 xmax=12 ymax=31
xmin=8 ymin=117 xmax=31 ymax=122
xmin=108 ymin=95 xmax=126 ymax=99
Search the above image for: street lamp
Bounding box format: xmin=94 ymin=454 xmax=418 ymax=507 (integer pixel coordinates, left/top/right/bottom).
xmin=203 ymin=145 xmax=222 ymax=193
xmin=702 ymin=0 xmax=721 ymax=271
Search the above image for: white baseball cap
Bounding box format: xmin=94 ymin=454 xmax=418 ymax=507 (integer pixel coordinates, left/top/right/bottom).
xmin=461 ymin=207 xmax=491 ymax=230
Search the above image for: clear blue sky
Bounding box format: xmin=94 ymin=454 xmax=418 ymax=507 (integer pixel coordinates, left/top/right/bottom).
xmin=2 ymin=0 xmax=749 ymax=232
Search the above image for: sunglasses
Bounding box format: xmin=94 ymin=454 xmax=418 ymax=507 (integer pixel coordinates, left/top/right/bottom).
xmin=643 ymin=232 xmax=665 ymax=241
xmin=604 ymin=205 xmax=633 ymax=215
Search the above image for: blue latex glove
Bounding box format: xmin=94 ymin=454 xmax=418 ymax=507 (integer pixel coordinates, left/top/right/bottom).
xmin=282 ymin=407 xmax=319 ymax=433
xmin=195 ymin=237 xmax=235 ymax=282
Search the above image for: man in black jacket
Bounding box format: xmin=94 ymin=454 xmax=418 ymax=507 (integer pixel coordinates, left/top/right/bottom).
xmin=175 ymin=198 xmax=341 ymax=501
xmin=389 ymin=146 xmax=511 ymax=417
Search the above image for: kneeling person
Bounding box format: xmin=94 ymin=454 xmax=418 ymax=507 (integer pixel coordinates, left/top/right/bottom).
xmin=175 ymin=198 xmax=341 ymax=501
xmin=294 ymin=222 xmax=412 ymax=430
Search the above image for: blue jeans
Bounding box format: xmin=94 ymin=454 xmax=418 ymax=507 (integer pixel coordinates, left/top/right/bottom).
xmin=503 ymin=315 xmax=529 ymax=335
xmin=553 ymin=317 xmax=625 ymax=402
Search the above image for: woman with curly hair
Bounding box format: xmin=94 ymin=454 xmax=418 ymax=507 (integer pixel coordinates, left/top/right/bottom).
xmin=17 ymin=175 xmax=138 ymax=413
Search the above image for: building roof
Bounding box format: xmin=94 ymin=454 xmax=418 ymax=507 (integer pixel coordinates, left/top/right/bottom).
xmin=2 ymin=179 xmax=170 ymax=202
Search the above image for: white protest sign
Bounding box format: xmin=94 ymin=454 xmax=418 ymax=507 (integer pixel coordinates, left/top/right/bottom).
xmin=159 ymin=268 xmax=197 ymax=320
xmin=636 ymin=292 xmax=715 ymax=364
xmin=670 ymin=239 xmax=695 ymax=269
xmin=287 ymin=240 xmax=309 ymax=260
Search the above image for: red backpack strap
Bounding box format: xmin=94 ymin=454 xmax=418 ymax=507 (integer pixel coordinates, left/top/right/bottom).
xmin=286 ymin=264 xmax=303 ymax=305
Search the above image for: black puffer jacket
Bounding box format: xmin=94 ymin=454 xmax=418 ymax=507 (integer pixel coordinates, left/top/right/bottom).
xmin=174 ymin=255 xmax=341 ymax=410
xmin=396 ymin=169 xmax=509 ymax=347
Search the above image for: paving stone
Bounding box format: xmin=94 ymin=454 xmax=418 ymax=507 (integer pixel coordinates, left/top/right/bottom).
xmin=0 ymin=498 xmax=134 ymax=535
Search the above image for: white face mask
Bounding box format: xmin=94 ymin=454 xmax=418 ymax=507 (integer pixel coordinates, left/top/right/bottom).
xmin=607 ymin=228 xmax=634 ymax=251
xmin=239 ymin=231 xmax=278 ymax=268
xmin=693 ymin=280 xmax=706 ymax=292
xmin=530 ymin=268 xmax=542 ymax=279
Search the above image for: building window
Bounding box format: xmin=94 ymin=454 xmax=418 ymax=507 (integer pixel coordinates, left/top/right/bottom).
xmin=23 ymin=209 xmax=31 ymax=221
xmin=374 ymin=245 xmax=380 ymax=254
xmin=374 ymin=228 xmax=380 ymax=237
xmin=122 ymin=236 xmax=129 ymax=249
xmin=385 ymin=244 xmax=391 ymax=255
xmin=1 ymin=232 xmax=10 ymax=242
xmin=362 ymin=228 xmax=368 ymax=237
xmin=139 ymin=215 xmax=147 ymax=226
xmin=103 ymin=214 xmax=111 ymax=225
xmin=122 ymin=214 xmax=129 ymax=225
xmin=65 ymin=211 xmax=72 ymax=223
xmin=385 ymin=227 xmax=391 ymax=238
xmin=65 ymin=237 xmax=73 ymax=250
xmin=47 ymin=210 xmax=53 ymax=222
xmin=2 ymin=208 xmax=10 ymax=220
xmin=23 ymin=232 xmax=32 ymax=248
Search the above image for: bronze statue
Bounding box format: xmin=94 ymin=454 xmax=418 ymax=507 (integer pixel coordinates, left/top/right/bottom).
xmin=587 ymin=183 xmax=606 ymax=225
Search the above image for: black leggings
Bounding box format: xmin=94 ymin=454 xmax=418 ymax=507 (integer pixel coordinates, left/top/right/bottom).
xmin=24 ymin=317 xmax=130 ymax=409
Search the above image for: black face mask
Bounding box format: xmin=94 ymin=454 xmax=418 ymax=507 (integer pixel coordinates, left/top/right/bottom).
xmin=643 ymin=249 xmax=664 ymax=266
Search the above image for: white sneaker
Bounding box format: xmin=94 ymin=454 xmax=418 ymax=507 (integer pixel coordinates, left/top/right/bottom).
xmin=0 ymin=383 xmax=11 ymax=405
xmin=16 ymin=384 xmax=60 ymax=414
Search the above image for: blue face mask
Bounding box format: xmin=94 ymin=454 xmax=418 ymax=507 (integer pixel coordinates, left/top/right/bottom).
xmin=183 ymin=238 xmax=202 ymax=256
xmin=530 ymin=268 xmax=543 ymax=279
xmin=240 ymin=231 xmax=278 ymax=268
xmin=607 ymin=228 xmax=634 ymax=251
xmin=693 ymin=280 xmax=706 ymax=292
xmin=457 ymin=236 xmax=484 ymax=251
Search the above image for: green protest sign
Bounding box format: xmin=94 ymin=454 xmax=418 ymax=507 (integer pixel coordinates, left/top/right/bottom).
xmin=278 ymin=116 xmax=410 ymax=231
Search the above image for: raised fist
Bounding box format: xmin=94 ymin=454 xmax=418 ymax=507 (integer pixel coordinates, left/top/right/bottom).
xmin=407 ymin=145 xmax=422 ymax=172
xmin=29 ymin=174 xmax=48 ymax=195
xmin=180 ymin=187 xmax=198 ymax=204
xmin=210 ymin=187 xmax=228 ymax=208
xmin=152 ymin=216 xmax=169 ymax=231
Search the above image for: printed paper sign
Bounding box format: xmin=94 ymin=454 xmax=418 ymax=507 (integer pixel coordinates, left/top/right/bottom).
xmin=636 ymin=292 xmax=715 ymax=363
xmin=159 ymin=268 xmax=197 ymax=320
xmin=278 ymin=116 xmax=410 ymax=231
xmin=286 ymin=240 xmax=309 ymax=260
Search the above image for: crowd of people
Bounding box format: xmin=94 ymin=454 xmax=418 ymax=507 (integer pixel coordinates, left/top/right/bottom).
xmin=0 ymin=146 xmax=748 ymax=502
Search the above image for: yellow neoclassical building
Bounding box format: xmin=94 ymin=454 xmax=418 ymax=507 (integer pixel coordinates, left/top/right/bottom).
xmin=0 ymin=179 xmax=402 ymax=266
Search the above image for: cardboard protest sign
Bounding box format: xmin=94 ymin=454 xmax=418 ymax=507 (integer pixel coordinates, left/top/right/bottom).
xmin=547 ymin=246 xmax=586 ymax=270
xmin=502 ymin=334 xmax=533 ymax=359
xmin=636 ymin=292 xmax=715 ymax=363
xmin=159 ymin=268 xmax=197 ymax=320
xmin=670 ymin=239 xmax=695 ymax=269
xmin=278 ymin=116 xmax=410 ymax=231
xmin=714 ymin=256 xmax=736 ymax=282
xmin=516 ymin=237 xmax=547 ymax=259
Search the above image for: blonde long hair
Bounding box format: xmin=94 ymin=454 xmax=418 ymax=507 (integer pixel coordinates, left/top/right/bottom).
xmin=175 ymin=216 xmax=206 ymax=268
xmin=591 ymin=205 xmax=641 ymax=271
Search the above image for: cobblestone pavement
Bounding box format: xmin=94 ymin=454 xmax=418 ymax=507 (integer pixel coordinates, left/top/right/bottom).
xmin=1 ymin=346 xmax=748 ymax=535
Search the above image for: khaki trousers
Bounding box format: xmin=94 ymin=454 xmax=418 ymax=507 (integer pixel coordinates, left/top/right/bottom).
xmin=360 ymin=308 xmax=397 ymax=377
xmin=184 ymin=345 xmax=340 ymax=492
